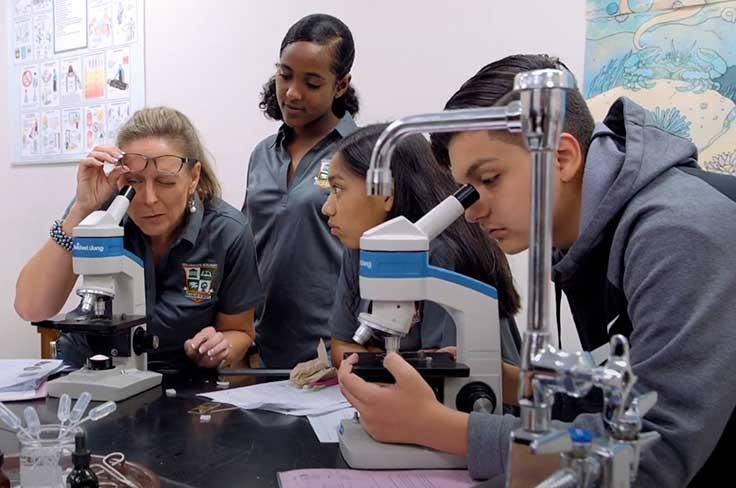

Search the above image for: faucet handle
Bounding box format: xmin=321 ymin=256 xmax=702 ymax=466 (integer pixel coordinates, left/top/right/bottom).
xmin=530 ymin=429 xmax=574 ymax=455
xmin=627 ymin=391 xmax=658 ymax=418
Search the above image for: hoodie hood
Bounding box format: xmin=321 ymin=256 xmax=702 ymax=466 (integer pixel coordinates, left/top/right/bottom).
xmin=553 ymin=97 xmax=698 ymax=281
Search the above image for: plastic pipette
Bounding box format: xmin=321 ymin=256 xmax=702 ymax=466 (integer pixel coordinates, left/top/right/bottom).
xmin=58 ymin=394 xmax=71 ymax=424
xmin=23 ymin=407 xmax=41 ymax=437
xmin=76 ymin=401 xmax=117 ymax=426
xmin=0 ymin=402 xmax=21 ymax=432
xmin=69 ymin=392 xmax=91 ymax=424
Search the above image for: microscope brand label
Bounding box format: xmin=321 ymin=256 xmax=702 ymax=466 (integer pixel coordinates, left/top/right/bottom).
xmin=72 ymin=237 xmax=124 ymax=258
xmin=182 ymin=263 xmax=218 ymax=302
xmin=73 ymin=242 xmax=105 ymax=253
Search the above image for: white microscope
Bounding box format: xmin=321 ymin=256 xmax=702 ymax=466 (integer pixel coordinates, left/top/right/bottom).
xmin=34 ymin=186 xmax=162 ymax=402
xmin=338 ymin=184 xmax=504 ymax=469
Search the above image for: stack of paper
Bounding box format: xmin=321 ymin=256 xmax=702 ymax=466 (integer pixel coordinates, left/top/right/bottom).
xmin=0 ymin=359 xmax=63 ymax=401
xmin=199 ymin=380 xmax=350 ymax=416
xmin=277 ymin=468 xmax=477 ymax=488
xmin=307 ymin=407 xmax=357 ymax=443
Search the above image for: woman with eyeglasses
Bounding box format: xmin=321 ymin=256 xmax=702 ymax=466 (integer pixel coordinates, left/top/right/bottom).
xmin=16 ymin=107 xmax=264 ymax=371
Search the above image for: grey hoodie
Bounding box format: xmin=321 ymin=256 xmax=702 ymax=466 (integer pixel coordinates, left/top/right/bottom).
xmin=467 ymin=98 xmax=736 ymax=487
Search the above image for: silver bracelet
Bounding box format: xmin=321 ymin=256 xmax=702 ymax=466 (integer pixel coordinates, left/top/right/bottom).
xmin=50 ymin=219 xmax=73 ymax=252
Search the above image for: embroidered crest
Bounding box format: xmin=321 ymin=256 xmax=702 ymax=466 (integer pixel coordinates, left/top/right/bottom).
xmin=314 ymin=158 xmax=331 ymax=189
xmin=182 ymin=263 xmax=217 ymax=302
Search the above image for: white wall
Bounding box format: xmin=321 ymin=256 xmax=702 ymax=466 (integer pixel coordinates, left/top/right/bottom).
xmin=0 ymin=0 xmax=585 ymax=358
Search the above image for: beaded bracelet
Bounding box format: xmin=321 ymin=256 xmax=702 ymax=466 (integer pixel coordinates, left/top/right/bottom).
xmin=50 ymin=219 xmax=73 ymax=252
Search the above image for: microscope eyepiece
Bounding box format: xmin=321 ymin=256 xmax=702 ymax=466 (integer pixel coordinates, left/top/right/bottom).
xmin=118 ymin=185 xmax=136 ymax=202
xmin=453 ymin=184 xmax=479 ymax=209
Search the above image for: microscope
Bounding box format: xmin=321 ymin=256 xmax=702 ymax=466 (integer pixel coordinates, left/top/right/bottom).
xmin=339 ymin=169 xmax=506 ymax=469
xmin=340 ymin=69 xmax=660 ymax=487
xmin=33 ymin=186 xmax=162 ymax=402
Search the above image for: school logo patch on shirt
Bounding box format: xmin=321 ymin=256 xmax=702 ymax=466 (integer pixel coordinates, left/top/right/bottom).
xmin=182 ymin=263 xmax=217 ymax=302
xmin=314 ymin=158 xmax=331 ymax=190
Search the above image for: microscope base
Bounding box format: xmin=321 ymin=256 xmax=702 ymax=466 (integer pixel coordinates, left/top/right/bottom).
xmin=47 ymin=365 xmax=162 ymax=401
xmin=338 ymin=417 xmax=466 ymax=469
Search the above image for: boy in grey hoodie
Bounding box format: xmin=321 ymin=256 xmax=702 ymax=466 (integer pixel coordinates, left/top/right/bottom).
xmin=337 ymin=54 xmax=736 ymax=487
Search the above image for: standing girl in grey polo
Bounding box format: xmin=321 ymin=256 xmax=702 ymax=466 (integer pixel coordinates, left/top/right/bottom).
xmin=242 ymin=14 xmax=359 ymax=368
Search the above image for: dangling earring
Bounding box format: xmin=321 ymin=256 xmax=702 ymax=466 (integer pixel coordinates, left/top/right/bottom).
xmin=188 ymin=195 xmax=197 ymax=213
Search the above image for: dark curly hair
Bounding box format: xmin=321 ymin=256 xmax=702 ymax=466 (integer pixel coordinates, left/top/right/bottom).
xmin=259 ymin=14 xmax=359 ymax=120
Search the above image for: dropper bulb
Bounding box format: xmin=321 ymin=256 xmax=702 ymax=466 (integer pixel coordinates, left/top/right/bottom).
xmin=89 ymin=401 xmax=116 ymax=421
xmin=23 ymin=407 xmax=41 ymax=436
xmin=58 ymin=394 xmax=71 ymax=423
xmin=70 ymin=392 xmax=91 ymax=423
xmin=0 ymin=403 xmax=21 ymax=431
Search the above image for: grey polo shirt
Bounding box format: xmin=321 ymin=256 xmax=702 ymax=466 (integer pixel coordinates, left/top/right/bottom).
xmin=330 ymin=239 xmax=521 ymax=365
xmin=243 ymin=114 xmax=357 ymax=368
xmin=58 ymin=195 xmax=264 ymax=370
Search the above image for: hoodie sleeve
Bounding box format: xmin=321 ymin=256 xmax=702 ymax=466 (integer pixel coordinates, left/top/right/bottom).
xmin=467 ymin=412 xmax=520 ymax=479
xmin=614 ymin=186 xmax=736 ymax=486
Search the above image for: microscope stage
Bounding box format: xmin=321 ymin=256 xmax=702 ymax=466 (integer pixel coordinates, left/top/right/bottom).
xmin=32 ymin=314 xmax=147 ymax=334
xmin=348 ymin=351 xmax=469 ymax=383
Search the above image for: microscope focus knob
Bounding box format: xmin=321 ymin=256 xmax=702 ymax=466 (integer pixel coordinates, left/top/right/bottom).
xmin=456 ymin=382 xmax=497 ymax=414
xmin=133 ymin=328 xmax=160 ymax=355
xmin=87 ymin=354 xmax=113 ymax=371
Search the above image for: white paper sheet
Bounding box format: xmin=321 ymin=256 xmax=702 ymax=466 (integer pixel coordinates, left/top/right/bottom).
xmin=199 ymin=380 xmax=350 ymax=416
xmin=0 ymin=382 xmax=47 ymax=402
xmin=277 ymin=468 xmax=477 ymax=488
xmin=307 ymin=407 xmax=356 ymax=443
xmin=0 ymin=359 xmax=63 ymax=390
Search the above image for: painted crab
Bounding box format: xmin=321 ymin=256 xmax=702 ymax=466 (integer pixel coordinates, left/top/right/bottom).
xmin=622 ymin=47 xmax=660 ymax=90
xmin=676 ymin=48 xmax=728 ymax=94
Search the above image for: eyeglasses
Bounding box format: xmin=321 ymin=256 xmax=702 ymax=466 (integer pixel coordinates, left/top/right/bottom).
xmin=118 ymin=153 xmax=196 ymax=176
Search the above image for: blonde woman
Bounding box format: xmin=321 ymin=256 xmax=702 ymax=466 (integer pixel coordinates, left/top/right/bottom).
xmin=16 ymin=107 xmax=264 ymax=371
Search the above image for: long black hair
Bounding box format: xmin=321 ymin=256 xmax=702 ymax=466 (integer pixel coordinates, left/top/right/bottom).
xmin=430 ymin=54 xmax=595 ymax=166
xmin=260 ymin=13 xmax=360 ymax=120
xmin=334 ymin=124 xmax=521 ymax=319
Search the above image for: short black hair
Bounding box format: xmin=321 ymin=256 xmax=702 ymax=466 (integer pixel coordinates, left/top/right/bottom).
xmin=431 ymin=54 xmax=595 ymax=167
xmin=334 ymin=124 xmax=521 ymax=319
xmin=259 ymin=14 xmax=359 ymax=120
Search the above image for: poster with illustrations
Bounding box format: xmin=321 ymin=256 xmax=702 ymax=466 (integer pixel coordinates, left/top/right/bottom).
xmin=106 ymin=47 xmax=130 ymax=99
xmin=14 ymin=19 xmax=33 ymax=63
xmin=20 ymin=64 xmax=39 ymax=108
xmin=40 ymin=110 xmax=62 ymax=155
xmin=21 ymin=112 xmax=40 ymax=157
xmin=85 ymin=105 xmax=107 ymax=152
xmin=15 ymin=0 xmax=32 ymax=17
xmin=40 ymin=60 xmax=60 ymax=107
xmin=106 ymin=101 xmax=130 ymax=142
xmin=112 ymin=0 xmax=137 ymax=45
xmin=88 ymin=0 xmax=113 ymax=49
xmin=62 ymin=107 xmax=83 ymax=153
xmin=8 ymin=0 xmax=145 ymax=164
xmin=59 ymin=56 xmax=83 ymax=105
xmin=32 ymin=0 xmax=53 ymax=12
xmin=84 ymin=53 xmax=106 ymax=99
xmin=32 ymin=11 xmax=53 ymax=60
xmin=585 ymin=0 xmax=736 ymax=175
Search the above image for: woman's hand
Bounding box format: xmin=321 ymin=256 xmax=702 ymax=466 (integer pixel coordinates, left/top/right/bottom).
xmin=74 ymin=145 xmax=128 ymax=216
xmin=184 ymin=326 xmax=232 ymax=368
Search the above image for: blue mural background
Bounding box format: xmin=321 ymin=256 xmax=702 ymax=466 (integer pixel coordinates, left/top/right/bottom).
xmin=585 ymin=0 xmax=736 ymax=174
